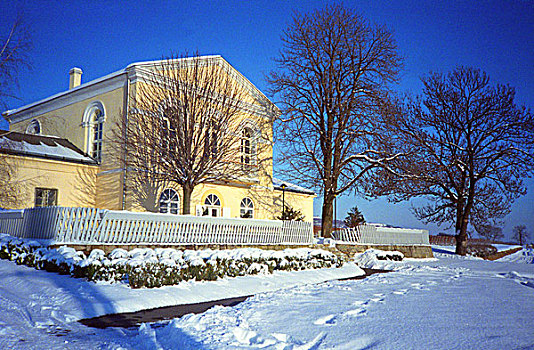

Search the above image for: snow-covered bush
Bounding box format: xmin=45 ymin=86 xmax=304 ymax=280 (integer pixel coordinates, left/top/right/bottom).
xmin=353 ymin=249 xmax=404 ymax=270
xmin=466 ymin=244 xmax=497 ymax=258
xmin=0 ymin=234 xmax=343 ymax=288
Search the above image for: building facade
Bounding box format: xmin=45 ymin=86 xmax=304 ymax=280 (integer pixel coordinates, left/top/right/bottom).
xmin=1 ymin=56 xmax=315 ymax=221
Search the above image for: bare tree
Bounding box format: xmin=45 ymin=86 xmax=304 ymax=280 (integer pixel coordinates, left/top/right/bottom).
xmin=0 ymin=132 xmax=20 ymax=208
xmin=0 ymin=18 xmax=30 ymax=206
xmin=372 ymin=67 xmax=534 ymax=255
xmin=475 ymin=220 xmax=504 ymax=243
xmin=268 ymin=5 xmax=403 ymax=237
xmin=0 ymin=17 xmax=31 ymax=110
xmin=512 ymin=225 xmax=529 ymax=246
xmin=117 ymin=53 xmax=259 ymax=214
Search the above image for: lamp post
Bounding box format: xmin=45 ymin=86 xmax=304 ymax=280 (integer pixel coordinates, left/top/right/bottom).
xmin=334 ymin=193 xmax=337 ymax=231
xmin=281 ymin=183 xmax=287 ymax=220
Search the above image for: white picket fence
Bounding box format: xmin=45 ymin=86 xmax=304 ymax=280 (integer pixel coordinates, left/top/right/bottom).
xmin=333 ymin=225 xmax=430 ymax=246
xmin=0 ymin=207 xmax=313 ymax=246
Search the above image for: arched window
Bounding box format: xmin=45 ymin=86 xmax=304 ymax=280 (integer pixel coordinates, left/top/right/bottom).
xmin=159 ymin=189 xmax=180 ymax=214
xmin=92 ymin=109 xmax=104 ymax=162
xmin=26 ymin=119 xmax=41 ymax=135
xmin=240 ymin=197 xmax=254 ymax=218
xmin=82 ymin=102 xmax=105 ymax=162
xmin=241 ymin=127 xmax=255 ymax=170
xmin=203 ymin=194 xmax=221 ymax=217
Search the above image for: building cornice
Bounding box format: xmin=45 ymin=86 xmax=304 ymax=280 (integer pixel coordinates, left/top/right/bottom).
xmin=3 ymin=55 xmax=279 ymax=124
xmin=3 ymin=71 xmax=128 ymax=124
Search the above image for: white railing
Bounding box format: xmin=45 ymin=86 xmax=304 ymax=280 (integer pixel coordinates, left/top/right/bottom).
xmin=333 ymin=225 xmax=430 ymax=246
xmin=0 ymin=210 xmax=25 ymax=237
xmin=0 ymin=207 xmax=313 ymax=246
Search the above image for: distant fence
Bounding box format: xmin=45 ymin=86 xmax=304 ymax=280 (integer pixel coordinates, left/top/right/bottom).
xmin=0 ymin=207 xmax=313 ymax=246
xmin=332 ymin=225 xmax=430 ymax=246
xmin=428 ymin=235 xmax=515 ymax=246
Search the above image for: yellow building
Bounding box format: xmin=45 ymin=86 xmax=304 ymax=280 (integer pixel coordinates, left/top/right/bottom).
xmin=1 ymin=56 xmax=315 ymax=221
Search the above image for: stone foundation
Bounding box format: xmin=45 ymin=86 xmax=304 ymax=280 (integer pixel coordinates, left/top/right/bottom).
xmin=50 ymin=243 xmax=312 ymax=255
xmin=51 ymin=243 xmax=433 ymax=259
xmin=332 ymin=244 xmax=434 ymax=259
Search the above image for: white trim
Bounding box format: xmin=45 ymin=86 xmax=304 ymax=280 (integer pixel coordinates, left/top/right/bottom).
xmin=5 ymin=72 xmax=127 ymax=124
xmin=25 ymin=119 xmax=41 ymax=134
xmin=3 ymin=55 xmax=278 ymax=124
xmin=159 ymin=188 xmax=180 ymax=215
xmin=82 ymin=101 xmax=106 ymax=126
xmin=96 ymin=168 xmax=124 ymax=176
xmin=125 ymin=55 xmax=223 ymax=70
xmin=130 ymin=59 xmax=276 ymax=119
xmin=240 ymin=197 xmax=254 ymax=219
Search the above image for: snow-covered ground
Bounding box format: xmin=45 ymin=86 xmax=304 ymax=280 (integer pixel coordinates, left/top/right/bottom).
xmin=1 ymin=248 xmax=533 ymax=349
xmin=498 ymin=247 xmax=534 ymax=264
xmin=492 ymin=244 xmax=523 ymax=252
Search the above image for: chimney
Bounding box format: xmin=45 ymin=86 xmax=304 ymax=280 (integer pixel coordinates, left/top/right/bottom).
xmin=69 ymin=67 xmax=83 ymax=89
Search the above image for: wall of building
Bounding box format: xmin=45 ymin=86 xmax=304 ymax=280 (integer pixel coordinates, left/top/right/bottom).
xmin=7 ymin=77 xmax=131 ymax=211
xmin=3 ymin=60 xmax=314 ymax=221
xmin=9 ymin=85 xmax=126 ymax=163
xmin=124 ymin=180 xmax=315 ymax=222
xmin=273 ymin=189 xmax=315 ymax=222
xmin=1 ymin=154 xmax=98 ymax=209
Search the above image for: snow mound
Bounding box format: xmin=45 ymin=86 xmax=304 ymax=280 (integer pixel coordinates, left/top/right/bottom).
xmin=314 ymin=237 xmax=336 ymax=247
xmin=497 ymin=248 xmax=534 ymax=264
xmin=352 ymin=249 xmax=404 ymax=270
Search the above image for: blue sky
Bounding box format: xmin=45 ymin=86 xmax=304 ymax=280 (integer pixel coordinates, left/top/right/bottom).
xmin=1 ymin=1 xmax=533 ymax=239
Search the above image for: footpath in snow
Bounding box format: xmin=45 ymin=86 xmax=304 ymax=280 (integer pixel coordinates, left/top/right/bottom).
xmin=0 ymin=248 xmax=533 ymax=349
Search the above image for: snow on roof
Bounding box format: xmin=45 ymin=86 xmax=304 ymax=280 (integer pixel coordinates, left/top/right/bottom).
xmin=272 ymin=177 xmax=315 ymax=195
xmin=0 ymin=131 xmax=97 ymax=165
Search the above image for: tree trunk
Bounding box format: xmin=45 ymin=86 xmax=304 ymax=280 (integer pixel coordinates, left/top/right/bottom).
xmin=455 ymin=208 xmax=471 ymax=255
xmin=321 ymin=197 xmax=334 ymax=238
xmin=182 ymin=184 xmax=193 ymax=215
xmin=455 ymin=225 xmax=469 ymax=256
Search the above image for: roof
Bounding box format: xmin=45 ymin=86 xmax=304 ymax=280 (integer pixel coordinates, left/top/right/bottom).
xmin=0 ymin=131 xmax=97 ymax=165
xmin=272 ymin=177 xmax=316 ymax=195
xmin=3 ymin=55 xmax=275 ymax=120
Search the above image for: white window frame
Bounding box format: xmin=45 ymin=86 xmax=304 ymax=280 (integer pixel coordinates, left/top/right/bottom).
xmin=92 ymin=109 xmax=104 ymax=162
xmin=35 ymin=187 xmax=58 ymax=207
xmin=26 ymin=119 xmax=41 ymax=135
xmin=159 ymin=188 xmax=180 ymax=214
xmin=240 ymin=197 xmax=254 ymax=218
xmin=82 ymin=101 xmax=106 ymax=163
xmin=203 ymin=194 xmax=221 ymax=217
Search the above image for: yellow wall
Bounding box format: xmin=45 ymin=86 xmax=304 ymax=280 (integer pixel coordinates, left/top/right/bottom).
xmin=273 ymin=189 xmax=315 ymax=222
xmin=124 ymin=178 xmax=314 ymax=222
xmin=9 ymin=86 xmax=126 ymax=168
xmin=1 ymin=154 xmax=98 ymax=209
xmin=8 ymin=82 xmax=129 ymax=211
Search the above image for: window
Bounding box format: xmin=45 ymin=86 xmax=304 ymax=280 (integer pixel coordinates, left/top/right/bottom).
xmin=240 ymin=197 xmax=254 ymax=218
xmin=159 ymin=189 xmax=180 ymax=214
xmin=35 ymin=188 xmax=58 ymax=207
xmin=202 ymin=194 xmax=221 ymax=217
xmin=241 ymin=127 xmax=255 ymax=170
xmin=26 ymin=119 xmax=41 ymax=135
xmin=162 ymin=108 xmax=178 ymax=156
xmin=205 ymin=119 xmax=219 ymax=157
xmin=82 ymin=102 xmax=105 ymax=163
xmin=92 ymin=109 xmax=104 ymax=162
